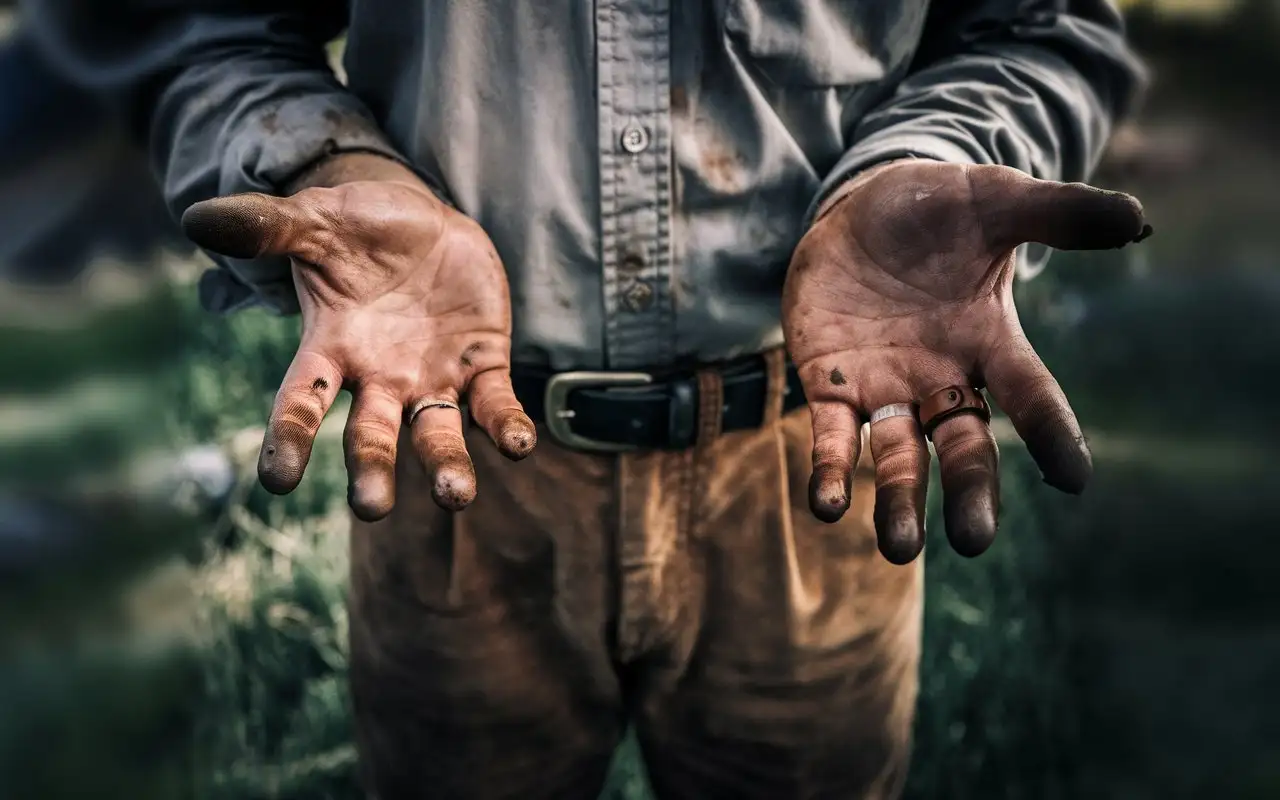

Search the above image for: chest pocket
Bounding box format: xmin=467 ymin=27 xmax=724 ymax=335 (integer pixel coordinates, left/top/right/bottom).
xmin=723 ymin=0 xmax=922 ymax=88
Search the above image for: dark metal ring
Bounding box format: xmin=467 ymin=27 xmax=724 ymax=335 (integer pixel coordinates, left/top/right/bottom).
xmin=918 ymin=385 xmax=991 ymax=441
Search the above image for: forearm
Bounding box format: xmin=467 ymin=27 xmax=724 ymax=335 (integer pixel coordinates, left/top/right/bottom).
xmin=26 ymin=1 xmax=410 ymax=312
xmin=286 ymin=152 xmax=424 ymax=194
xmin=810 ymin=1 xmax=1145 ymax=224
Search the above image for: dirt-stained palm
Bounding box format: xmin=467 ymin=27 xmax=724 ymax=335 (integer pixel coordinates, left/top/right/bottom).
xmin=181 ymin=157 xmax=535 ymax=521
xmin=784 ymin=160 xmax=1151 ymax=564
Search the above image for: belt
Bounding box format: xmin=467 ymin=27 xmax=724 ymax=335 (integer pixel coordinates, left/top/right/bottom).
xmin=511 ymin=356 xmax=807 ymax=453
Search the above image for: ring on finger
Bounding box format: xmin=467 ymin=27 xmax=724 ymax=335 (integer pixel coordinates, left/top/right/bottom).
xmin=407 ymin=398 xmax=461 ymax=427
xmin=869 ymin=403 xmax=917 ymax=425
xmin=918 ymin=385 xmax=991 ymax=440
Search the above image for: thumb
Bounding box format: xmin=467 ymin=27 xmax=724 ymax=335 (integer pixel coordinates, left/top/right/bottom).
xmin=181 ymin=192 xmax=308 ymax=260
xmin=968 ymin=164 xmax=1153 ymax=252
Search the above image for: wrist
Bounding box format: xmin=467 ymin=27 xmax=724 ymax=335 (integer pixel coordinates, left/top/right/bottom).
xmin=283 ymin=151 xmax=453 ymax=210
xmin=813 ymin=158 xmax=917 ymax=224
xmin=285 ymin=151 xmax=421 ymax=192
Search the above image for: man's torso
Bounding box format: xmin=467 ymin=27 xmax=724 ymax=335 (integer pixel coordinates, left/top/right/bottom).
xmin=343 ymin=1 xmax=931 ymax=369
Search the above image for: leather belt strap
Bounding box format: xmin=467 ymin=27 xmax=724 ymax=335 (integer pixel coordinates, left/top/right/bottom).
xmin=511 ymin=356 xmax=807 ymax=453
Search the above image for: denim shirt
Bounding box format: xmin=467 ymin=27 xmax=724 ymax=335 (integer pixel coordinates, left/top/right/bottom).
xmin=30 ymin=0 xmax=1143 ymax=370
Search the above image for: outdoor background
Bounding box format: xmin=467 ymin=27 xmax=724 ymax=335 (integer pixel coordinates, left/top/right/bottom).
xmin=1 ymin=1 xmax=1277 ymax=798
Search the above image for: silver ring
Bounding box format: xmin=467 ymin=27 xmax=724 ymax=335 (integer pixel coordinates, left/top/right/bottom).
xmin=869 ymin=403 xmax=916 ymax=425
xmin=408 ymin=398 xmax=460 ymax=426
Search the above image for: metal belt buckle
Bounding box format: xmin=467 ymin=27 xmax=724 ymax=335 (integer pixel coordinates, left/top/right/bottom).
xmin=543 ymin=371 xmax=653 ymax=453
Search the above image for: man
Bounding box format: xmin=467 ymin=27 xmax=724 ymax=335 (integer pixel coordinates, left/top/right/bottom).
xmin=30 ymin=1 xmax=1150 ymax=797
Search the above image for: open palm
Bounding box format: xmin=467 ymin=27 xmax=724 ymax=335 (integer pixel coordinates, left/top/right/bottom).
xmin=183 ymin=176 xmax=534 ymax=521
xmin=784 ymin=160 xmax=1151 ymax=563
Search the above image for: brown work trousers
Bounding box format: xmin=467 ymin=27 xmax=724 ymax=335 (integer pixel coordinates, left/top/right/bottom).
xmin=348 ymin=370 xmax=923 ymax=800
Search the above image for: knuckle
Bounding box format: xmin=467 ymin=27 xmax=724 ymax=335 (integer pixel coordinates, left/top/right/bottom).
xmin=274 ymin=395 xmax=325 ymax=434
xmin=352 ymin=408 xmax=401 ymax=438
xmin=877 ymin=439 xmax=924 ymax=463
xmin=414 ymin=426 xmax=467 ymax=452
xmin=812 ymin=457 xmax=852 ymax=476
xmin=941 ymin=462 xmax=995 ymax=489
xmin=875 ymin=453 xmax=926 ymax=488
xmin=348 ymin=424 xmax=398 ymax=464
xmin=878 ymin=474 xmax=925 ymax=490
xmin=935 ymin=429 xmax=995 ymax=459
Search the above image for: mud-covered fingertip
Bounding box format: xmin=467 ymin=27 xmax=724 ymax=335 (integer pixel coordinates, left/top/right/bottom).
xmin=877 ymin=516 xmax=925 ymax=565
xmin=1133 ymin=223 xmax=1154 ymax=243
xmin=257 ymin=439 xmax=306 ymax=496
xmin=349 ymin=494 xmax=395 ymax=523
xmin=493 ymin=408 xmax=537 ymax=461
xmin=808 ymin=467 xmax=850 ymax=523
xmin=346 ymin=471 xmax=396 ymax=522
xmin=1034 ymin=436 xmax=1094 ymax=496
xmin=873 ymin=485 xmax=926 ymax=565
xmin=1088 ymin=190 xmax=1149 ymax=249
xmin=257 ymin=471 xmax=296 ymax=497
xmin=180 ymin=195 xmax=279 ymax=259
xmin=944 ymin=491 xmax=999 ymax=558
xmin=431 ymin=464 xmax=478 ymax=512
xmin=1042 ymin=470 xmax=1090 ymax=496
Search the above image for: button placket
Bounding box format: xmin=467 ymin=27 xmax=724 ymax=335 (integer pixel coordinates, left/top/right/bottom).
xmin=596 ymin=0 xmax=674 ymax=370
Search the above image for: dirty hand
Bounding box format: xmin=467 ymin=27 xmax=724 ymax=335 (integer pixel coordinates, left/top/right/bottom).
xmin=783 ymin=159 xmax=1151 ymax=564
xmin=181 ymin=153 xmax=535 ymax=520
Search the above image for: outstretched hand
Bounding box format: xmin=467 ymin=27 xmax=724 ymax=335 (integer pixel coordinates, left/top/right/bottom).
xmin=783 ymin=160 xmax=1151 ymax=563
xmin=182 ymin=154 xmax=535 ymax=521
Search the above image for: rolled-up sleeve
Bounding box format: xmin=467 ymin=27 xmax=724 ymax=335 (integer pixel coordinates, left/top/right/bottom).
xmin=26 ymin=0 xmax=409 ymax=313
xmin=809 ymin=0 xmax=1145 ymax=275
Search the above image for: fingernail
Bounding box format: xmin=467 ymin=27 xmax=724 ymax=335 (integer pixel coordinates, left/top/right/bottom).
xmin=812 ymin=496 xmax=848 ymax=524
xmin=348 ymin=474 xmax=396 ymax=522
xmin=945 ymin=495 xmax=998 ymax=558
xmin=1134 ymin=223 xmax=1154 ymax=243
xmin=432 ymin=467 xmax=477 ymax=511
xmin=808 ymin=472 xmax=849 ymax=523
xmin=878 ymin=517 xmax=924 ymax=565
xmin=496 ymin=410 xmax=537 ymax=460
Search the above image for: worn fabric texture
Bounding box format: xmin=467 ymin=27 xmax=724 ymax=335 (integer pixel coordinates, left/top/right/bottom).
xmin=350 ymin=398 xmax=922 ymax=800
xmin=29 ymin=0 xmax=1142 ymax=370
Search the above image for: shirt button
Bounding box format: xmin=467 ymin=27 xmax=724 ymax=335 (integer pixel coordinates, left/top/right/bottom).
xmin=621 ymin=280 xmax=654 ymax=312
xmin=620 ymin=247 xmax=646 ymax=273
xmin=620 ymin=124 xmax=649 ymax=154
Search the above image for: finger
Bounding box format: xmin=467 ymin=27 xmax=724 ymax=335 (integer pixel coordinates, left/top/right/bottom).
xmin=343 ymin=387 xmax=402 ymax=522
xmin=181 ymin=192 xmax=310 ymax=260
xmin=258 ymin=351 xmax=342 ymax=495
xmin=467 ymin=369 xmax=537 ymax=461
xmin=869 ymin=415 xmax=930 ymax=565
xmin=967 ymin=164 xmax=1153 ymax=252
xmin=931 ymin=411 xmax=1000 ymax=558
xmin=410 ymin=402 xmax=478 ymax=512
xmin=807 ymin=400 xmax=863 ymax=523
xmin=983 ymin=335 xmax=1091 ymax=494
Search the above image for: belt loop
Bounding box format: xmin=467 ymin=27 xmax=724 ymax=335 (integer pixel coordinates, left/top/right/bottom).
xmin=761 ymin=348 xmax=787 ymax=425
xmin=695 ymin=368 xmax=724 ymax=449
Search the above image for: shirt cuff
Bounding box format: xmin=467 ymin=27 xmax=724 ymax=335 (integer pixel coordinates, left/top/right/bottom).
xmin=804 ymin=133 xmax=978 ymax=228
xmin=806 ymin=132 xmax=1050 ymax=280
xmin=219 ymin=92 xmax=403 ymax=194
xmin=203 ymin=93 xmax=434 ymax=315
